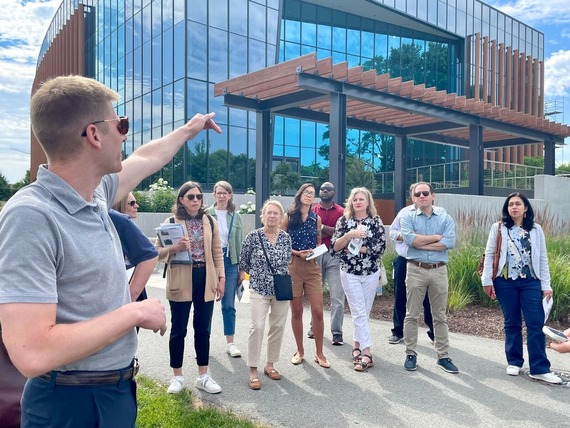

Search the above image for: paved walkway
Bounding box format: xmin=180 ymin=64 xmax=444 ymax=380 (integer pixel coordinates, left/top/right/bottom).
xmin=137 ymin=272 xmax=568 ymax=428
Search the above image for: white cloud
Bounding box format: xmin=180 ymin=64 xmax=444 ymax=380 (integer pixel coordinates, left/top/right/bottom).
xmin=486 ymin=0 xmax=570 ymax=25
xmin=0 ymin=0 xmax=59 ymax=183
xmin=544 ymin=50 xmax=570 ymax=97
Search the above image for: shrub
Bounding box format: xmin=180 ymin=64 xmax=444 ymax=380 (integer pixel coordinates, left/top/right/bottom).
xmin=135 ymin=179 xmax=176 ymax=213
xmin=239 ymin=201 xmax=256 ymax=214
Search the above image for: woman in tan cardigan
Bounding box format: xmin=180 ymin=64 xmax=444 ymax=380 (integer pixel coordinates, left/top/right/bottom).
xmin=156 ymin=181 xmax=225 ymax=394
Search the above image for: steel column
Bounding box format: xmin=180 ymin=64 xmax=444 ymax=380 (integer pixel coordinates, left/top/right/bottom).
xmin=329 ymin=92 xmax=347 ymax=202
xmin=469 ymin=124 xmax=484 ymax=194
xmin=255 ymin=110 xmax=272 ymax=227
xmin=394 ymin=135 xmax=407 ymax=213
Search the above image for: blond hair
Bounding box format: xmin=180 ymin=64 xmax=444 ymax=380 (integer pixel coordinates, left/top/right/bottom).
xmin=30 ymin=75 xmax=119 ymax=162
xmin=343 ymin=187 xmax=377 ymax=219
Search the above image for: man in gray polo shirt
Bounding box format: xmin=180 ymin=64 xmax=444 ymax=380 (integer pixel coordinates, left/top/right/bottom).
xmin=0 ymin=75 xmax=221 ymax=427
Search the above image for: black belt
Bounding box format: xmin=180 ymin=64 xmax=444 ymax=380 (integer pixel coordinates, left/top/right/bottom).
xmin=38 ymin=359 xmax=139 ymax=386
xmin=192 ymin=262 xmax=206 ymax=268
xmin=408 ymin=260 xmax=446 ymax=270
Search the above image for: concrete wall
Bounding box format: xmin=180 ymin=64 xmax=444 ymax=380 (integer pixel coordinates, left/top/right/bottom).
xmin=134 ymin=175 xmax=570 ymax=238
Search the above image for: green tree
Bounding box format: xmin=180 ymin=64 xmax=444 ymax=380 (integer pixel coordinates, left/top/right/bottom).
xmin=0 ymin=172 xmax=13 ymax=201
xmin=270 ymin=162 xmax=301 ymax=195
xmin=556 ymin=162 xmax=570 ymax=175
xmin=13 ymin=169 xmax=30 ymax=191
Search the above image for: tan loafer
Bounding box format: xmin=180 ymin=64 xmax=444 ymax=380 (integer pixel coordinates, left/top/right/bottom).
xmin=291 ymin=352 xmax=304 ymax=365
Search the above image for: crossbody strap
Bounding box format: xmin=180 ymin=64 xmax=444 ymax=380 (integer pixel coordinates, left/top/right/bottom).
xmin=257 ymin=230 xmax=276 ymax=275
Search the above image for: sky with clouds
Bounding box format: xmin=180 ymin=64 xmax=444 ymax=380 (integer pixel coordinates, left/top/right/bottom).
xmin=0 ymin=0 xmax=569 ymax=183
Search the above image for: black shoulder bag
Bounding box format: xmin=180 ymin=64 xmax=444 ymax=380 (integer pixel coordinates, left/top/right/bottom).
xmin=257 ymin=230 xmax=293 ymax=301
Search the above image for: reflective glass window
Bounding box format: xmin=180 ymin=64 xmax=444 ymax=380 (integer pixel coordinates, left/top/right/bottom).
xmin=361 ymin=31 xmax=374 ymax=59
xmin=187 ymin=79 xmax=207 ymax=119
xmin=395 ymin=0 xmax=406 ymax=12
xmin=208 ymin=83 xmax=228 ymax=125
xmin=267 ymin=43 xmax=277 ymax=65
xmin=249 ymin=38 xmax=267 ymax=72
xmin=229 ymin=0 xmax=247 ymax=36
xmin=163 ymin=83 xmax=174 ymax=125
xmin=209 ymin=0 xmax=228 ymax=30
xmin=438 ymin=1 xmax=447 ymax=28
xmin=152 ymin=88 xmax=162 ymax=129
xmin=163 ymin=27 xmax=173 ymax=85
xmin=427 ymin=1 xmax=437 ymax=25
xmin=188 ymin=0 xmax=207 ymax=24
xmin=125 ymin=52 xmax=133 ymax=100
xmin=273 ymin=117 xmax=284 ymax=156
xmin=142 ymin=41 xmax=151 ymax=94
xmin=407 ymin=0 xmax=417 ymax=15
xmin=173 ymin=79 xmax=185 ymax=123
xmin=267 ymin=8 xmax=279 ymax=44
xmin=126 ymin=17 xmax=133 ymax=53
xmin=133 ymin=96 xmax=142 ymax=134
xmin=347 ymin=29 xmax=360 ymax=57
xmin=152 ymin=36 xmax=162 ymax=88
xmin=302 ymin=22 xmax=317 ymax=47
xmin=285 ymin=19 xmax=301 ymax=44
xmin=187 ymin=21 xmax=207 ymax=80
xmin=163 ymin=0 xmax=173 ymax=31
xmin=447 ymin=4 xmax=455 ymax=33
xmin=250 ymin=1 xmax=266 ymax=42
xmin=133 ymin=10 xmax=142 ymax=50
xmin=142 ymin=5 xmax=151 ymax=44
xmin=142 ymin=92 xmax=151 ymax=131
xmin=332 ymin=27 xmax=346 ymax=53
xmin=134 ymin=46 xmax=142 ymax=98
xmin=174 ymin=0 xmax=184 ymax=25
xmin=173 ymin=21 xmax=185 ymax=81
xmin=209 ymin=28 xmax=228 ymax=83
xmin=317 ymin=24 xmax=331 ymax=50
xmin=229 ymin=33 xmax=248 ymax=78
xmin=152 ymin=0 xmax=161 ymax=38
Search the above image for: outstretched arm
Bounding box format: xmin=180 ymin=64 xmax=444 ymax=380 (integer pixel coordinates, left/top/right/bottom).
xmin=115 ymin=113 xmax=221 ymax=203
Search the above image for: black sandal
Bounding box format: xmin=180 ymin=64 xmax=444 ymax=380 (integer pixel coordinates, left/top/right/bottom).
xmin=354 ymin=354 xmax=374 ymax=372
xmin=352 ymin=348 xmax=362 ymax=365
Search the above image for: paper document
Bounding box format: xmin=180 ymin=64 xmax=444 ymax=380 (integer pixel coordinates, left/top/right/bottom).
xmin=155 ymin=223 xmax=191 ymax=264
xmin=543 ymin=296 xmax=553 ymax=323
xmin=306 ymin=244 xmax=328 ymax=260
xmin=236 ymin=281 xmax=245 ymax=302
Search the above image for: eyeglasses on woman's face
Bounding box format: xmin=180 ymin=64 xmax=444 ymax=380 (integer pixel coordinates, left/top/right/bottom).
xmin=127 ymin=200 xmax=138 ymax=207
xmin=186 ymin=194 xmax=203 ymax=201
xmin=302 ymin=190 xmax=315 ymax=197
xmin=81 ymin=116 xmax=129 ymax=137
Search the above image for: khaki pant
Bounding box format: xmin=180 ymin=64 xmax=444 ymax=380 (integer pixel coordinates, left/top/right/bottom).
xmin=247 ymin=291 xmax=290 ymax=368
xmin=403 ymin=263 xmax=449 ymax=358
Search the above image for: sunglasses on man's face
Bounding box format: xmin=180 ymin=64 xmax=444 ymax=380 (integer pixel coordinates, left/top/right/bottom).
xmin=128 ymin=200 xmax=137 ymax=207
xmin=81 ymin=116 xmax=129 ymax=137
xmin=414 ymin=190 xmax=431 ymax=198
xmin=186 ymin=194 xmax=203 ymax=201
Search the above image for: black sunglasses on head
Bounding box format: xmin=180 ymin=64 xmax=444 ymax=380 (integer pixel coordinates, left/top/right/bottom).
xmin=414 ymin=190 xmax=431 ymax=197
xmin=81 ymin=116 xmax=129 ymax=137
xmin=186 ymin=194 xmax=203 ymax=201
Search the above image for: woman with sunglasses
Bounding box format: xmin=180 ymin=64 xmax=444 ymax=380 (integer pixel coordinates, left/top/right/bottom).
xmin=156 ymin=181 xmax=226 ymax=394
xmin=330 ymin=187 xmax=386 ymax=372
xmin=110 ymin=192 xmax=158 ymax=303
xmin=282 ymin=183 xmax=329 ymax=368
xmin=481 ymin=192 xmax=561 ymax=383
xmin=208 ymin=181 xmax=244 ymax=358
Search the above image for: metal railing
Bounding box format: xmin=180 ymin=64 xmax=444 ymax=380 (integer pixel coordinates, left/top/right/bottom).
xmin=374 ymin=160 xmax=543 ymax=193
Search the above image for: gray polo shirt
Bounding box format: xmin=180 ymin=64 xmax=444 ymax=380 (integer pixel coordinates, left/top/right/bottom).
xmin=0 ymin=165 xmax=136 ymax=372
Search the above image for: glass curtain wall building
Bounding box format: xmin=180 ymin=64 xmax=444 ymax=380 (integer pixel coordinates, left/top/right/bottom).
xmin=36 ymin=0 xmax=544 ymax=194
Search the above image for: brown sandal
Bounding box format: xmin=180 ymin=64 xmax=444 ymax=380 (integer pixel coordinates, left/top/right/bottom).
xmin=354 ymin=354 xmax=374 ymax=372
xmin=248 ymin=378 xmax=261 ymax=390
xmin=263 ymin=368 xmax=281 ymax=380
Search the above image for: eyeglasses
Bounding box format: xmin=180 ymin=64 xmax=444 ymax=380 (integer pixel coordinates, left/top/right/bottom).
xmin=414 ymin=191 xmax=431 ymax=197
xmin=81 ymin=116 xmax=129 ymax=137
xmin=128 ymin=200 xmax=138 ymax=207
xmin=215 ymin=192 xmax=229 ymax=196
xmin=186 ymin=194 xmax=203 ymax=201
xmin=302 ymin=190 xmax=315 ymax=197
xmin=320 ymin=187 xmax=334 ymax=192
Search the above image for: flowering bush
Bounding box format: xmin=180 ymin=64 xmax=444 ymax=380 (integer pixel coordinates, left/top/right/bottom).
xmin=149 ymin=178 xmax=173 ymax=192
xmin=239 ymin=201 xmax=256 ymax=214
xmin=245 ymin=187 xmax=255 ymax=195
xmin=135 ymin=178 xmax=176 ymax=213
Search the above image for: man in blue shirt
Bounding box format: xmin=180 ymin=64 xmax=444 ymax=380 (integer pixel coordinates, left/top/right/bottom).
xmin=400 ymin=182 xmax=458 ymax=374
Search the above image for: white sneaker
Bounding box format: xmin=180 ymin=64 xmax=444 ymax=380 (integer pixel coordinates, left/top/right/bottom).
xmin=226 ymin=343 xmax=242 ymax=358
xmin=167 ymin=376 xmax=184 ymax=394
xmin=195 ymin=374 xmax=222 ymax=394
xmin=529 ymin=372 xmax=562 ymax=384
xmin=506 ymin=365 xmax=521 ymax=376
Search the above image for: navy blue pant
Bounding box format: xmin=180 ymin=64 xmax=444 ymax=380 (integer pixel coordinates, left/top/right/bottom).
xmin=21 ymin=374 xmax=136 ymax=427
xmin=494 ymin=276 xmax=550 ymax=374
xmin=169 ymin=267 xmax=214 ymax=368
xmin=392 ymin=255 xmax=433 ymax=337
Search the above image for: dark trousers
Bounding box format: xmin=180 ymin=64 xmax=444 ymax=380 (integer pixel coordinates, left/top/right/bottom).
xmin=494 ymin=276 xmax=550 ymax=374
xmin=21 ymin=376 xmax=136 ymax=428
xmin=169 ymin=267 xmax=214 ymax=368
xmin=392 ymin=255 xmax=433 ymax=337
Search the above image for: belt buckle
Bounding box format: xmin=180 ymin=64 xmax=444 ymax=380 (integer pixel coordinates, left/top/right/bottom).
xmin=132 ymin=359 xmax=139 ymax=378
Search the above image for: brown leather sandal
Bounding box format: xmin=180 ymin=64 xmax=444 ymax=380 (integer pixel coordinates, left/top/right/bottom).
xmin=352 ymin=348 xmax=362 ymax=365
xmin=248 ymin=378 xmax=261 ymax=390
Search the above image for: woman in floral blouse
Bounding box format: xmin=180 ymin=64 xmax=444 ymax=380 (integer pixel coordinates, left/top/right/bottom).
xmin=481 ymin=192 xmax=561 ymax=383
xmin=331 ymin=187 xmax=386 ymax=372
xmin=239 ymin=200 xmax=292 ymax=390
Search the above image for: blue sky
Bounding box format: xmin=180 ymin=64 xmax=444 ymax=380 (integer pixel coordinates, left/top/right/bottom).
xmin=0 ymin=0 xmax=569 ymax=183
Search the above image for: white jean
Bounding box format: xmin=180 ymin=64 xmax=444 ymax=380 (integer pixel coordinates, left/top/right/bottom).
xmin=339 ymin=269 xmax=379 ymax=350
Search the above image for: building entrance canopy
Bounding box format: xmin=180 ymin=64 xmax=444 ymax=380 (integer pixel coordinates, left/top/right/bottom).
xmin=214 ymin=53 xmax=570 ymax=214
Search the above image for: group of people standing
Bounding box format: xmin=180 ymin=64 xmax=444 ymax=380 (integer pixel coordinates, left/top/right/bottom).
xmin=157 ymin=179 xmax=565 ymax=394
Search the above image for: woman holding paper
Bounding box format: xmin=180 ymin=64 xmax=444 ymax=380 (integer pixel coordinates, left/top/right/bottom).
xmin=156 ymin=181 xmax=226 ymax=394
xmin=330 ymin=187 xmax=386 ymax=372
xmin=282 ymin=183 xmax=329 ymax=368
xmin=208 ymin=181 xmax=244 ymax=358
xmin=481 ymin=192 xmax=561 ymax=383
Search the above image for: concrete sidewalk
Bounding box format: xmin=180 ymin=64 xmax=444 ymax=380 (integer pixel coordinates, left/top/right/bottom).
xmin=137 ymin=272 xmax=568 ymax=428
